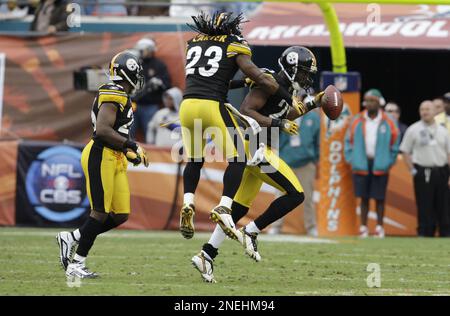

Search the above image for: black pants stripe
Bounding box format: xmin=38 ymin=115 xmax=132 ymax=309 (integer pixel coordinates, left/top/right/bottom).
xmin=88 ymin=143 xmax=105 ymax=212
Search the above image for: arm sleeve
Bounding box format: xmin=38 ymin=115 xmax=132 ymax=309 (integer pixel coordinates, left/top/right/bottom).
xmin=390 ymin=133 xmax=401 ymax=166
xmin=399 ymin=127 xmax=413 ymax=154
xmin=446 ymin=132 xmax=450 ymax=154
xmin=344 ymin=122 xmax=353 ymax=164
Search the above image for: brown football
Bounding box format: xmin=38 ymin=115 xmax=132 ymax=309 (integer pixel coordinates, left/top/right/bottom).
xmin=321 ymin=85 xmax=343 ymax=120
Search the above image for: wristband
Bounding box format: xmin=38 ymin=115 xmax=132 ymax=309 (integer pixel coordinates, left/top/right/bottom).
xmin=271 ymin=118 xmax=282 ymax=128
xmin=229 ymin=79 xmax=246 ymax=89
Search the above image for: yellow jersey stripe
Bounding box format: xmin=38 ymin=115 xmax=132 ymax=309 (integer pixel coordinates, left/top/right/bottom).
xmin=227 ymin=43 xmax=252 ymax=57
xmin=98 ymin=93 xmax=127 ymax=111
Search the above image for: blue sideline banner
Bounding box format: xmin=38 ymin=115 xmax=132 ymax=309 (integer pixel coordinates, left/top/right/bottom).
xmin=15 ymin=141 xmax=89 ymax=227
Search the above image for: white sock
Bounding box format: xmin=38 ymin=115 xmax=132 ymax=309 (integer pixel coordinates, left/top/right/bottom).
xmin=72 ymin=229 xmax=81 ymax=242
xmin=73 ymin=254 xmax=86 ymax=264
xmin=208 ymin=225 xmax=227 ymax=249
xmin=245 ymin=221 xmax=261 ymax=234
xmin=184 ymin=193 xmax=195 ymax=206
xmin=219 ymin=196 xmax=233 ymax=209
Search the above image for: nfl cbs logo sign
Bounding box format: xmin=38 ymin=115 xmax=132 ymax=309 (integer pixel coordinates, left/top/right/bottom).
xmin=25 ymin=146 xmax=89 ymax=223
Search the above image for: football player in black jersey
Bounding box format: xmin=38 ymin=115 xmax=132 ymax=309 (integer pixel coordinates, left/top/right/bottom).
xmin=179 ymin=12 xmax=305 ymax=242
xmin=192 ymin=46 xmax=327 ymax=283
xmin=57 ymin=51 xmax=149 ymax=279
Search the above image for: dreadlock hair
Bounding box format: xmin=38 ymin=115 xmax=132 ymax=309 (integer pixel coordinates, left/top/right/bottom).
xmin=187 ymin=11 xmax=245 ymax=36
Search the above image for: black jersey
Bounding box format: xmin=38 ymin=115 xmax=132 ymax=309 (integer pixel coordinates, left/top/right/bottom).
xmin=254 ymin=69 xmax=294 ymax=147
xmin=183 ymin=34 xmax=252 ymax=102
xmin=257 ymin=69 xmax=293 ymax=120
xmin=91 ymin=83 xmax=133 ymax=149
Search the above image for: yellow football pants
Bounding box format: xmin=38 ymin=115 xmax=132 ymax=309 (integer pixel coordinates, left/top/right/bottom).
xmin=179 ymin=98 xmax=245 ymax=160
xmin=81 ymin=140 xmax=130 ymax=214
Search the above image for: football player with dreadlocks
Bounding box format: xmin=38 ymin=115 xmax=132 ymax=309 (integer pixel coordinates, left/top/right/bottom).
xmin=191 ymin=46 xmax=332 ymax=283
xmin=56 ymin=51 xmax=149 ymax=278
xmin=179 ymin=12 xmax=307 ymax=243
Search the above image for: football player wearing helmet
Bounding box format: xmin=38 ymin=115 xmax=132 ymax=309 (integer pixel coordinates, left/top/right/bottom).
xmin=192 ymin=46 xmax=326 ymax=282
xmin=57 ymin=51 xmax=149 ymax=279
xmin=180 ymin=11 xmax=299 ymax=242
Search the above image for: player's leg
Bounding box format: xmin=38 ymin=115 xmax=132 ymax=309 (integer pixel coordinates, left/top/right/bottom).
xmin=104 ymin=156 xmax=131 ymax=231
xmin=64 ymin=143 xmax=116 ymax=278
xmin=192 ymin=169 xmax=261 ymax=282
xmin=179 ymin=99 xmax=206 ymax=239
xmin=57 ymin=141 xmax=94 ymax=271
xmin=208 ymin=102 xmax=247 ymax=240
xmin=243 ymin=148 xmax=305 ymax=237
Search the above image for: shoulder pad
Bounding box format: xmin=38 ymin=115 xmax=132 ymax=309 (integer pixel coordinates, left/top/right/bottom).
xmin=99 ymin=83 xmax=126 ymax=93
xmin=98 ymin=83 xmax=128 ymax=111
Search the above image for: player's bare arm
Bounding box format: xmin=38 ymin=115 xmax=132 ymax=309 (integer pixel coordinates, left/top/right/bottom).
xmin=236 ymin=54 xmax=279 ymax=95
xmin=240 ymin=87 xmax=273 ymax=127
xmin=95 ymin=103 xmax=127 ymax=149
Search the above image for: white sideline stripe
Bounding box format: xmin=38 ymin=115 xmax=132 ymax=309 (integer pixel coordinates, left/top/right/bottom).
xmin=128 ymin=163 xmax=276 ymax=193
xmin=258 ymin=234 xmax=337 ymax=244
xmin=293 ymin=259 xmax=450 ymax=269
xmin=0 ymin=230 xmax=336 ymax=244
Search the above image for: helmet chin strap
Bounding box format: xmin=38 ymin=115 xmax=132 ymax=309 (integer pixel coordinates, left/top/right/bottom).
xmin=120 ymin=69 xmax=137 ymax=90
xmin=278 ymin=57 xmax=298 ymax=84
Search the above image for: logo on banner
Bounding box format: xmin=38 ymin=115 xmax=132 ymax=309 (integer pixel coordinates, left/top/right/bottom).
xmin=25 ymin=146 xmax=89 ymax=222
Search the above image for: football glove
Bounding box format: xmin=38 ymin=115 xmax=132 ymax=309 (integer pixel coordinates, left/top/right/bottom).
xmin=314 ymin=91 xmax=325 ymax=106
xmin=123 ymin=140 xmax=149 ymax=167
xmin=272 ymin=118 xmax=299 ymax=136
xmin=244 ymin=77 xmax=255 ymax=88
xmin=291 ymin=95 xmax=308 ymax=116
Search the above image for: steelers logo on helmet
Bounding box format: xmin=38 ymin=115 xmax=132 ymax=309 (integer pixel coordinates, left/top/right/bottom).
xmin=286 ymin=52 xmax=298 ymax=65
xmin=126 ymin=58 xmax=139 ymax=71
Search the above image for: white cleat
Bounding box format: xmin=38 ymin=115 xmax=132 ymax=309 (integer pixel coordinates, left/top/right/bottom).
xmin=375 ymin=225 xmax=385 ymax=238
xmin=66 ymin=261 xmax=98 ymax=279
xmin=240 ymin=227 xmax=261 ymax=262
xmin=191 ymin=251 xmax=216 ymax=283
xmin=359 ymin=225 xmax=369 ymax=238
xmin=56 ymin=231 xmax=78 ymax=270
xmin=209 ymin=206 xmax=239 ymax=241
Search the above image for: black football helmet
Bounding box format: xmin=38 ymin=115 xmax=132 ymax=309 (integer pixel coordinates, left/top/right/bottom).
xmin=108 ymin=51 xmax=144 ymax=94
xmin=278 ymin=46 xmax=317 ymax=90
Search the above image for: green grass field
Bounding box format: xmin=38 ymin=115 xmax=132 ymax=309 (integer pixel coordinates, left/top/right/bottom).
xmin=0 ymin=227 xmax=449 ymax=296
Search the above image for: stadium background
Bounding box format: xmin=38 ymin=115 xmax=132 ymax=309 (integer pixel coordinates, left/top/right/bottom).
xmin=0 ymin=1 xmax=449 ymax=237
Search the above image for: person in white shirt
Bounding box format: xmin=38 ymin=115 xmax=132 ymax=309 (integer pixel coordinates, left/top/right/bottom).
xmin=400 ymin=100 xmax=450 ymax=237
xmin=146 ymin=87 xmax=183 ymax=147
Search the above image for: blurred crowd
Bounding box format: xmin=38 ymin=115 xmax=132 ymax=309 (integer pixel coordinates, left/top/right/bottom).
xmin=0 ymin=0 xmax=261 ymax=22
